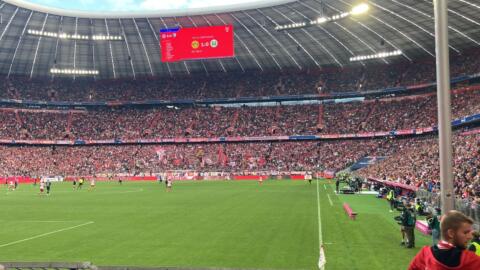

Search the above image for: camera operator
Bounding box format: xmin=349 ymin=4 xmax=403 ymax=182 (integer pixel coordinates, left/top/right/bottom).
xmin=396 ymin=202 xmax=416 ymax=248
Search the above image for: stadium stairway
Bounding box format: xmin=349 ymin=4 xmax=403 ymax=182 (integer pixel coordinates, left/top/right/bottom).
xmin=348 ymin=156 xmax=387 ymax=171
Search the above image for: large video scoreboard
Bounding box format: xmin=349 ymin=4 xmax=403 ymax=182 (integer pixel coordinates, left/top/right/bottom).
xmin=160 ymin=25 xmax=234 ymax=62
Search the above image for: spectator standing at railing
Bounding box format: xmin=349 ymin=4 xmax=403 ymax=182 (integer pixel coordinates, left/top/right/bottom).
xmin=428 ymin=208 xmax=441 ymax=245
xmin=387 ymin=188 xmax=396 ymax=212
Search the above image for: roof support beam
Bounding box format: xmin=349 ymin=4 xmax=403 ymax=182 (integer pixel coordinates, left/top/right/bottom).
xmin=30 ymin=13 xmax=48 ymax=79
xmin=321 ymin=3 xmax=390 ymax=64
xmin=119 ymin=19 xmax=136 ymax=79
xmin=73 ymin=17 xmax=78 ymax=80
xmin=89 ymin=19 xmax=97 ymax=80
xmin=274 ymin=7 xmax=343 ymax=67
xmin=51 ymin=16 xmax=63 ymax=80
xmin=7 ymin=11 xmax=33 ymax=78
xmin=104 ymin=19 xmax=117 ymax=79
xmin=231 ymin=13 xmax=282 ymax=70
xmin=369 ymin=0 xmax=460 ymax=53
xmin=215 ymin=14 xmax=257 ymax=72
xmin=0 ymin=7 xmax=18 ymax=43
xmin=242 ymin=10 xmax=302 ymax=69
xmin=415 ymin=0 xmax=480 ymax=46
xmin=257 ymin=8 xmax=321 ymax=68
xmin=133 ymin=18 xmax=154 ymax=76
xmin=334 ymin=0 xmax=435 ymax=57
xmin=295 ymin=2 xmax=365 ymax=66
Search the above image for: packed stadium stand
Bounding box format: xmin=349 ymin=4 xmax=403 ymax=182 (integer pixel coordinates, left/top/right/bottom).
xmin=3 ymin=0 xmax=480 ymax=269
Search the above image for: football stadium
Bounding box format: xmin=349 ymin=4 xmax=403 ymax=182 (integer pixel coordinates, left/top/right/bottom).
xmin=0 ymin=0 xmax=480 ymax=269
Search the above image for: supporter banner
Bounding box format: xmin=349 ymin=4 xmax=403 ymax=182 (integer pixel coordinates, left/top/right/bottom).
xmin=161 ymin=25 xmax=234 ymax=62
xmin=64 ymin=176 xmax=157 ymax=181
xmin=234 ymin=175 xmax=268 ymax=180
xmin=406 ymin=82 xmax=436 ymax=90
xmin=320 ymin=134 xmax=340 ymax=139
xmin=41 ymin=176 xmax=64 ymax=182
xmin=461 ymin=129 xmax=480 ymax=136
xmin=291 ymin=175 xmax=306 ymax=180
xmin=374 ymin=131 xmax=390 ymax=136
xmin=314 ymin=171 xmax=335 ymax=179
xmin=356 ymin=132 xmax=374 ymax=138
xmin=0 ymin=176 xmax=37 ymax=184
xmin=395 ymin=129 xmax=415 ymax=135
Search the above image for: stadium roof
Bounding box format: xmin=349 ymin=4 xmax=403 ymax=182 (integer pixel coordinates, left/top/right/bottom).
xmin=0 ymin=0 xmax=480 ymax=79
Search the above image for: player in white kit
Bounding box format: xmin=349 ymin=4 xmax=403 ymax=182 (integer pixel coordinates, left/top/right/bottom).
xmin=89 ymin=178 xmax=96 ymax=191
xmin=166 ymin=179 xmax=173 ymax=192
xmin=8 ymin=181 xmax=15 ymax=191
xmin=39 ymin=181 xmax=45 ymax=195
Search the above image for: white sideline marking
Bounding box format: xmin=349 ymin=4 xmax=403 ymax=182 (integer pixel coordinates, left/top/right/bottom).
xmin=327 ymin=194 xmax=333 ymax=206
xmin=0 ymin=221 xmax=94 ymax=248
xmin=316 ymin=179 xmax=325 ymax=270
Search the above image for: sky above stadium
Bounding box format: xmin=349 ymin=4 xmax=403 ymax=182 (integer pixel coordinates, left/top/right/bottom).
xmin=23 ymin=0 xmax=268 ymax=12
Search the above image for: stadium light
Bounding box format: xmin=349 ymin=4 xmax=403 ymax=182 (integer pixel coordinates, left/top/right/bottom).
xmin=50 ymin=68 xmax=99 ymax=76
xmin=349 ymin=50 xmax=402 ymax=62
xmin=275 ymin=4 xmax=369 ymax=31
xmin=28 ymin=29 xmax=122 ymax=41
xmin=351 ymin=3 xmax=370 ymax=15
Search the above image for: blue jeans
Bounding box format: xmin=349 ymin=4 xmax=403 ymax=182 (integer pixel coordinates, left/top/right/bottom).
xmin=432 ymin=229 xmax=440 ymax=245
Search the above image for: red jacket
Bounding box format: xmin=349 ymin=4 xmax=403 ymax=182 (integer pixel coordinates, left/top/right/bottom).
xmin=409 ymin=246 xmax=480 ymax=270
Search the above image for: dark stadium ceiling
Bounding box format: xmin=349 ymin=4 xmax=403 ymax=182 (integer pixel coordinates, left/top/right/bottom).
xmin=0 ymin=0 xmax=480 ymax=79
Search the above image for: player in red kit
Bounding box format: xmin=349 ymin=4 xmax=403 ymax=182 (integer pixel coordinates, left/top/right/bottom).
xmin=408 ymin=210 xmax=480 ymax=270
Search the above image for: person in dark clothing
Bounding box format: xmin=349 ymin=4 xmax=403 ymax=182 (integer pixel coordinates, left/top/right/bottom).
xmin=409 ymin=210 xmax=480 ymax=270
xmin=428 ymin=208 xmax=441 ymax=245
xmin=335 ymin=178 xmax=340 ymax=194
xmin=402 ymin=204 xmax=416 ymax=248
xmin=46 ymin=180 xmax=51 ymax=195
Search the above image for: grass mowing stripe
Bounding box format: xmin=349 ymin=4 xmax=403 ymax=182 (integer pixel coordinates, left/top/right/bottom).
xmin=0 ymin=221 xmax=94 ymax=248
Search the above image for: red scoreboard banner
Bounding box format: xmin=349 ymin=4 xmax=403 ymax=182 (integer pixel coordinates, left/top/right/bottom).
xmin=160 ymin=25 xmax=234 ymax=62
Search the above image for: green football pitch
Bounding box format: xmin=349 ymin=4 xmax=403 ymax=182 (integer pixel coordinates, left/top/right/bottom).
xmin=0 ymin=180 xmax=430 ymax=269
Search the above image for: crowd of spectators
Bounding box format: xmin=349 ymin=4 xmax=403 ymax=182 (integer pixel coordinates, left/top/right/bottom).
xmin=0 ymin=87 xmax=479 ymax=140
xmin=0 ymin=138 xmax=399 ymax=177
xmin=358 ymin=133 xmax=480 ymax=203
xmin=1 ymin=49 xmax=480 ymax=102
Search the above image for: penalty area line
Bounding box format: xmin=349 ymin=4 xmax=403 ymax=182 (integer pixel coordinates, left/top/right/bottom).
xmin=0 ymin=221 xmax=94 ymax=248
